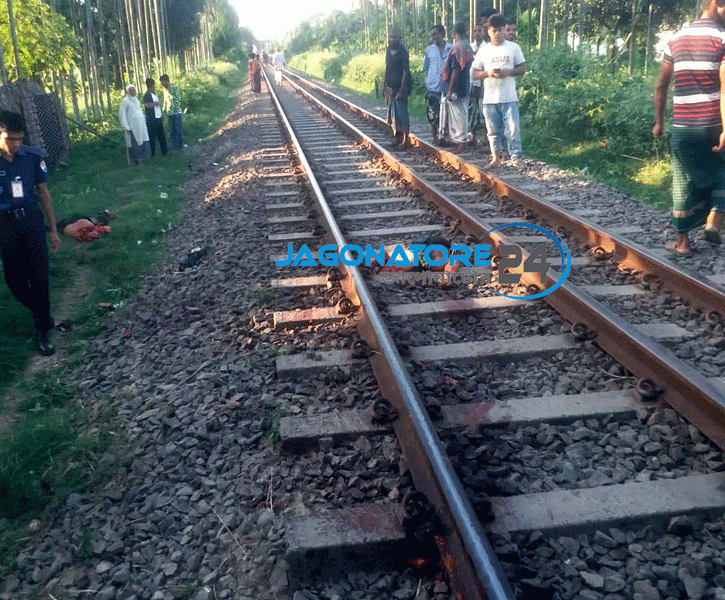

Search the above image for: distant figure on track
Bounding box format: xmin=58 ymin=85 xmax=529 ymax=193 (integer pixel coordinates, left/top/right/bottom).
xmin=384 ymin=26 xmax=411 ymax=149
xmin=272 ymin=49 xmax=286 ymax=86
xmin=248 ymin=53 xmax=262 ymax=93
xmin=653 ymin=0 xmax=725 ymax=255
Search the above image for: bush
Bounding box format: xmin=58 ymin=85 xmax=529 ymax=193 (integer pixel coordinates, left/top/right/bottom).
xmin=179 ymin=61 xmax=240 ymax=113
xmin=209 ymin=61 xmax=243 ymax=87
xmin=519 ymin=47 xmax=668 ymax=159
xmin=288 ymin=50 xmax=344 ymax=82
xmin=340 ymin=54 xmax=386 ymax=94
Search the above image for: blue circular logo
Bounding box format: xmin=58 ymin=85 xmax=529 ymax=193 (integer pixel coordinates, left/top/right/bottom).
xmin=485 ymin=222 xmax=571 ymax=300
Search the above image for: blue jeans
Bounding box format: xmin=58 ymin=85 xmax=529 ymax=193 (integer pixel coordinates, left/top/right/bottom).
xmin=483 ymin=101 xmax=521 ymax=159
xmin=168 ymin=114 xmax=183 ymax=150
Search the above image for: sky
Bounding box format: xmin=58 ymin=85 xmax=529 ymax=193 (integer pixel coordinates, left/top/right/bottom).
xmin=231 ymin=0 xmax=353 ymax=41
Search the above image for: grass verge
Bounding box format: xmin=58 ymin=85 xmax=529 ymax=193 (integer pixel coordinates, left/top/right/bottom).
xmin=522 ymin=134 xmax=672 ymax=211
xmin=0 ymin=61 xmax=241 ymax=575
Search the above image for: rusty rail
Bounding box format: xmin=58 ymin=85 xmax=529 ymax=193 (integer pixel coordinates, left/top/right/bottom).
xmin=282 ymin=68 xmax=725 ymax=314
xmin=263 ymin=66 xmax=516 ymax=600
xmin=279 ymin=69 xmax=725 ymax=453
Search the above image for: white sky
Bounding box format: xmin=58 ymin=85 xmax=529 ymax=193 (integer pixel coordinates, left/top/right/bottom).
xmin=231 ymin=0 xmax=355 ymax=42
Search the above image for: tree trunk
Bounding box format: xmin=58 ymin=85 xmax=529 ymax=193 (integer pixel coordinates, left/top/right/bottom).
xmin=117 ymin=0 xmax=130 ymax=86
xmin=6 ymin=0 xmax=23 ymax=79
xmin=0 ymin=24 xmax=8 ymax=84
xmin=98 ymin=0 xmax=113 ymax=111
xmin=628 ymin=0 xmax=637 ymax=75
xmin=469 ymin=0 xmax=474 ymax=39
xmin=69 ymin=0 xmax=90 ymax=118
xmin=413 ymin=0 xmax=419 ymax=52
xmin=151 ymin=0 xmax=165 ymax=74
xmin=85 ymin=0 xmax=103 ymax=117
xmin=538 ymin=0 xmax=546 ymax=47
xmin=59 ymin=71 xmax=66 ymax=115
xmin=564 ymin=0 xmax=570 ymax=47
xmin=578 ymin=0 xmax=584 ymax=50
xmin=424 ymin=0 xmax=429 ymax=36
xmin=68 ymin=67 xmax=81 ymax=121
xmin=385 ymin=0 xmax=389 ymax=40
xmin=644 ymin=2 xmax=653 ymax=75
xmin=136 ymin=0 xmax=149 ymax=76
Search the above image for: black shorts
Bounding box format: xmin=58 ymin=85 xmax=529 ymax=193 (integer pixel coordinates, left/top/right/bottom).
xmin=426 ymin=92 xmax=442 ymax=127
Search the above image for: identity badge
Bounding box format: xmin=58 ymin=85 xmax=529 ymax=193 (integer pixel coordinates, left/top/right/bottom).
xmin=11 ymin=179 xmax=23 ymax=198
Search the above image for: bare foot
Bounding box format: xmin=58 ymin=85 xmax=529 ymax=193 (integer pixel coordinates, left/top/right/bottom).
xmin=665 ymin=240 xmax=690 ymax=255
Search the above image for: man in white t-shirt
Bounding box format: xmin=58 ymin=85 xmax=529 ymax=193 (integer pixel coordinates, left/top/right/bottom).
xmin=272 ymin=49 xmax=286 ymax=85
xmin=471 ymin=14 xmax=526 ymax=167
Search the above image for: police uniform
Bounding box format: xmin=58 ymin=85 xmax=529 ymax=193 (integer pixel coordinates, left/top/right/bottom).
xmin=0 ymin=145 xmax=53 ymax=333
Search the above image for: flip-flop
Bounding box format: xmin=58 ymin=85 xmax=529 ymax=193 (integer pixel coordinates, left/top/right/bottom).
xmin=704 ymin=229 xmax=722 ymax=245
xmin=665 ymin=240 xmax=690 ymax=255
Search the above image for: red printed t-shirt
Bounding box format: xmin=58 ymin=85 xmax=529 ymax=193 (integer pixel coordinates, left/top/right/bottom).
xmin=665 ymin=18 xmax=725 ymax=128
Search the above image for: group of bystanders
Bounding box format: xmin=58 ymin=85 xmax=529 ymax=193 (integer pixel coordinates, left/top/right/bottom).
xmin=119 ymin=74 xmax=185 ymax=165
xmin=386 ymin=12 xmax=525 ymax=167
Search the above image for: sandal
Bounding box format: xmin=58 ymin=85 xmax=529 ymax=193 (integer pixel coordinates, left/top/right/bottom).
xmin=704 ymin=229 xmax=722 ymax=245
xmin=665 ymin=240 xmax=690 ymax=255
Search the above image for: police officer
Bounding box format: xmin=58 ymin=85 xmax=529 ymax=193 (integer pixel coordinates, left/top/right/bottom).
xmin=0 ymin=111 xmax=60 ymax=356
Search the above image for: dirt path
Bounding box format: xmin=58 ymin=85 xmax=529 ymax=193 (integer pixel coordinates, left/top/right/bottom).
xmin=0 ymin=264 xmax=94 ymax=437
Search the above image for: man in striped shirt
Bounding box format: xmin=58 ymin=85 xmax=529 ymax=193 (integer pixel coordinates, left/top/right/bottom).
xmin=654 ymin=0 xmax=725 ymax=254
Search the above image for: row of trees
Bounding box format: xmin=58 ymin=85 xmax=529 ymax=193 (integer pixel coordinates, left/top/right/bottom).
xmin=0 ymin=0 xmax=254 ymax=121
xmin=287 ymin=0 xmax=697 ymax=72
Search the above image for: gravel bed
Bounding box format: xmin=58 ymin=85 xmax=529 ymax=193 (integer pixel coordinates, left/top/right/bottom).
xmin=0 ymin=83 xmax=458 ymax=600
xmin=386 ymin=305 xmax=566 ymax=346
xmin=444 ymin=408 xmax=724 ymax=497
xmin=404 ymin=347 xmax=629 ymax=409
xmin=489 ymin=516 xmax=725 ymax=600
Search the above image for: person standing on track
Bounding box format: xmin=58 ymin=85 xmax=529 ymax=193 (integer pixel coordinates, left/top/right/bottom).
xmin=423 ymin=24 xmax=452 ymax=146
xmin=653 ymin=0 xmax=725 ymax=255
xmin=248 ymin=53 xmax=262 ymax=93
xmin=0 ymin=111 xmax=60 ymax=356
xmin=441 ymin=22 xmax=475 ymax=154
xmin=472 ymin=14 xmax=526 ymax=167
xmin=272 ymin=49 xmax=286 ymax=86
xmin=384 ymin=27 xmax=411 ymax=149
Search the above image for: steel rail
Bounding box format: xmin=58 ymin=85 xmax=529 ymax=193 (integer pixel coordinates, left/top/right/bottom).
xmin=282 ymin=68 xmax=725 ymax=315
xmin=279 ymin=71 xmax=725 ymax=454
xmin=261 ymin=67 xmax=516 ymax=600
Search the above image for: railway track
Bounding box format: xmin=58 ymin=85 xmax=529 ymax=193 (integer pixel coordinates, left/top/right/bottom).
xmin=253 ymin=64 xmax=725 ymax=600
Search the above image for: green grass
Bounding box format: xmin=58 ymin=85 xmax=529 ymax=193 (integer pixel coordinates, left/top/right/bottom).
xmin=0 ymin=62 xmax=241 ymax=575
xmin=522 ymin=134 xmax=672 ymax=211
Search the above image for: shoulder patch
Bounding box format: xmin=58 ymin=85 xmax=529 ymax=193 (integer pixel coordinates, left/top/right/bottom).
xmin=40 ymin=160 xmax=47 ymax=173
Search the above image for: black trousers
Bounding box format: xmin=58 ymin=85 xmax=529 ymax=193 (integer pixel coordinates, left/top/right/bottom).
xmin=146 ymin=117 xmax=168 ymax=156
xmin=0 ymin=205 xmax=52 ymax=332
